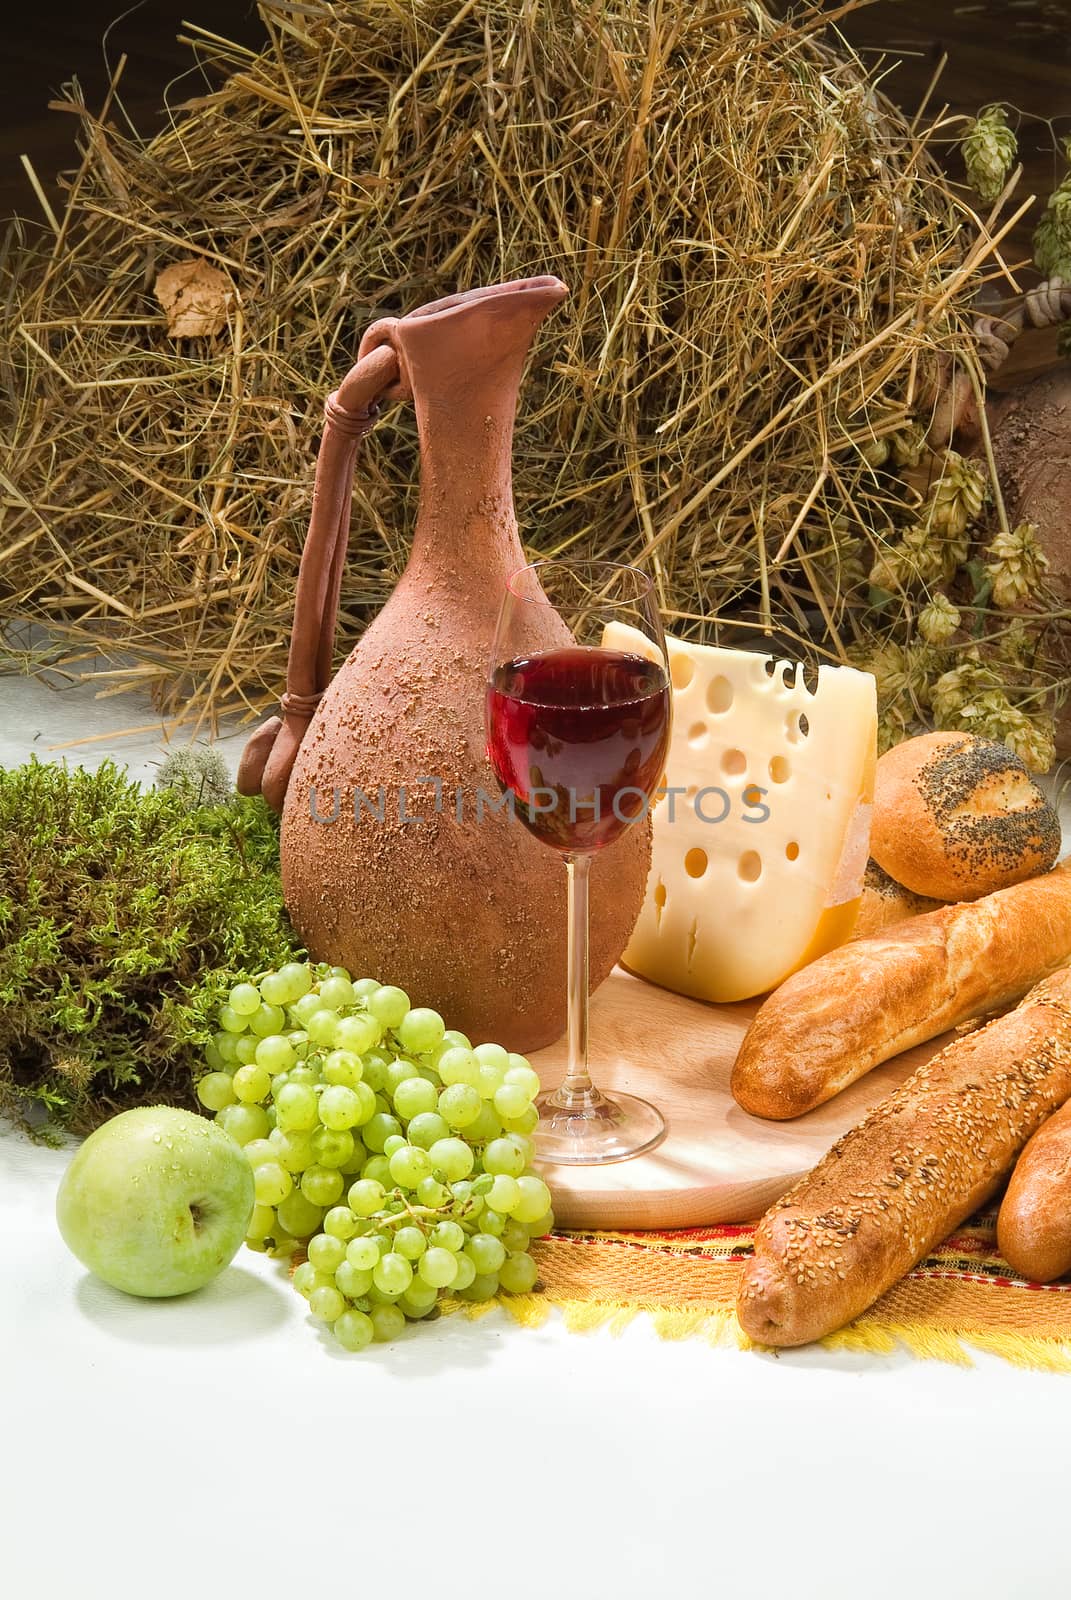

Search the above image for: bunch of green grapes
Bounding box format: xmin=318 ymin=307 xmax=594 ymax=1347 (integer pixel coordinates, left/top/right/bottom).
xmin=197 ymin=962 xmax=553 ymax=1351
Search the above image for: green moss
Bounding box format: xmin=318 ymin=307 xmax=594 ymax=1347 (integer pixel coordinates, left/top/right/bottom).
xmin=0 ymin=759 xmax=301 ymax=1138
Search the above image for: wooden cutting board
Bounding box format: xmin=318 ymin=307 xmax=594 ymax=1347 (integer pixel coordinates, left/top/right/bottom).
xmin=529 ymin=967 xmax=951 ymax=1230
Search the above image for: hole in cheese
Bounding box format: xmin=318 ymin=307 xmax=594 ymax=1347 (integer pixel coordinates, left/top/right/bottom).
xmin=738 ymin=850 xmax=762 ymax=882
xmin=769 ymin=754 xmax=790 ymax=783
xmin=785 ymin=841 xmax=800 ymax=861
xmin=684 ymin=847 xmax=708 ymax=879
xmin=706 ymin=675 xmax=733 ymax=713
xmin=670 ymin=653 xmax=695 ymax=690
xmin=723 ymin=748 xmax=746 ymax=777
xmin=653 ymin=878 xmax=667 ymax=928
xmin=688 ymin=721 xmax=709 ymax=747
xmin=785 ymin=710 xmax=809 ymax=743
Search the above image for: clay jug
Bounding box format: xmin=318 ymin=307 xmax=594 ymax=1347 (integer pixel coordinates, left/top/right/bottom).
xmin=238 ymin=277 xmax=651 ymax=1050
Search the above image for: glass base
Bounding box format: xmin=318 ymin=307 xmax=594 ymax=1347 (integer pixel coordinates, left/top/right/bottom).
xmin=534 ymin=1086 xmax=666 ymax=1166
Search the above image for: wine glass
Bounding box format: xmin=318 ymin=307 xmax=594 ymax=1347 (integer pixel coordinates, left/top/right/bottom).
xmin=485 ymin=559 xmax=672 ymax=1165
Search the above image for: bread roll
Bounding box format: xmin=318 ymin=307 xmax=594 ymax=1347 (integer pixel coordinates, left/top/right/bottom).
xmin=870 ymin=731 xmax=1059 ymax=901
xmin=732 ymin=861 xmax=1071 ymax=1119
xmin=852 ymin=858 xmax=943 ymax=939
xmin=997 ymin=1100 xmax=1071 ymax=1282
xmin=737 ymin=964 xmax=1071 ymax=1347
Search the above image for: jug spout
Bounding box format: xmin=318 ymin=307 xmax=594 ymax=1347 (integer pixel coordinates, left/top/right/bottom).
xmin=403 ymin=273 xmax=568 ymax=321
xmin=402 ymin=275 xmax=566 ymax=413
xmin=358 ymin=276 xmax=567 ymax=408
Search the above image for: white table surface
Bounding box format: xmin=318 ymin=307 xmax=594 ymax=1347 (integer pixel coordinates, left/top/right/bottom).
xmin=3 ymin=661 xmax=1071 ymax=1600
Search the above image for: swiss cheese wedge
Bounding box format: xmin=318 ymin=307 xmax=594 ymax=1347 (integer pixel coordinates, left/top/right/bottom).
xmin=604 ymin=625 xmax=877 ymax=1002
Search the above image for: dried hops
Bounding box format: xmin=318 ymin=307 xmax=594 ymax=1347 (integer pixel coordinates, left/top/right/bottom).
xmin=985 ymin=523 xmax=1050 ymax=612
xmin=926 ymin=456 xmax=988 ymax=542
xmin=931 ymin=660 xmax=1056 ymax=774
xmin=962 ymin=106 xmax=1018 ymax=205
xmin=1034 ymin=137 xmax=1071 ymax=279
xmin=917 ymin=593 xmax=962 ymax=645
xmin=863 ymin=627 xmax=1055 ymax=773
xmin=868 ymin=451 xmax=987 ymax=594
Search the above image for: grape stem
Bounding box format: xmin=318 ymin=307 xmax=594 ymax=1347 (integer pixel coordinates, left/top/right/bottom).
xmin=372 ymin=1194 xmax=484 ymax=1233
xmin=379 ymin=1203 xmax=442 ymax=1225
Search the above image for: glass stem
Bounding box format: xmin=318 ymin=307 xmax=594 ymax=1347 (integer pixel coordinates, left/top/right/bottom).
xmin=559 ymin=851 xmax=594 ymax=1106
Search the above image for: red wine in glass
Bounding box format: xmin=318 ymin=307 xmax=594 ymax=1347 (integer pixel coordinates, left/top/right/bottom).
xmin=486 ymin=646 xmax=670 ymax=852
xmin=486 ymin=558 xmax=672 ymax=1165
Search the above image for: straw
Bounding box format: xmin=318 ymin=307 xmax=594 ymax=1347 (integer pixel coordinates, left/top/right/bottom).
xmin=0 ymin=0 xmax=1048 ymax=729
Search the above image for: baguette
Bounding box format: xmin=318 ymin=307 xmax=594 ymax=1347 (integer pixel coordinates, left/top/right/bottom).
xmin=737 ymin=965 xmax=1071 ymax=1346
xmin=732 ymin=860 xmax=1071 ymax=1120
xmin=997 ymin=1100 xmax=1071 ymax=1282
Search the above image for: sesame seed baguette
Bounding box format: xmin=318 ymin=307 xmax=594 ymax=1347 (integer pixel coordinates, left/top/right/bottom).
xmin=997 ymin=1099 xmax=1071 ymax=1283
xmin=732 ymin=860 xmax=1071 ymax=1120
xmin=737 ymin=964 xmax=1071 ymax=1347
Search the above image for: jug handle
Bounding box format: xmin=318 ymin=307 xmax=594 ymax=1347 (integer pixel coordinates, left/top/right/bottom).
xmin=236 ymin=339 xmax=404 ymax=812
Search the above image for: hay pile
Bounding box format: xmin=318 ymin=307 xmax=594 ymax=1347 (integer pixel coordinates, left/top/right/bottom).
xmin=0 ymin=0 xmax=1058 ymax=755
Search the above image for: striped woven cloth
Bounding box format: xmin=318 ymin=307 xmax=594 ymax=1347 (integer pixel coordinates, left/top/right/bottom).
xmin=497 ymin=1211 xmax=1071 ymax=1370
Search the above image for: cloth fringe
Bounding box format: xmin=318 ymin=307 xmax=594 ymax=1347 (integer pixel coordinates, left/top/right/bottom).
xmin=491 ymin=1215 xmax=1071 ymax=1372
xmin=470 ymin=1291 xmax=1071 ymax=1371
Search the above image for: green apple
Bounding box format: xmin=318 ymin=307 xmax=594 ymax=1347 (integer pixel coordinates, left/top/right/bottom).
xmin=56 ymin=1105 xmax=255 ymax=1297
